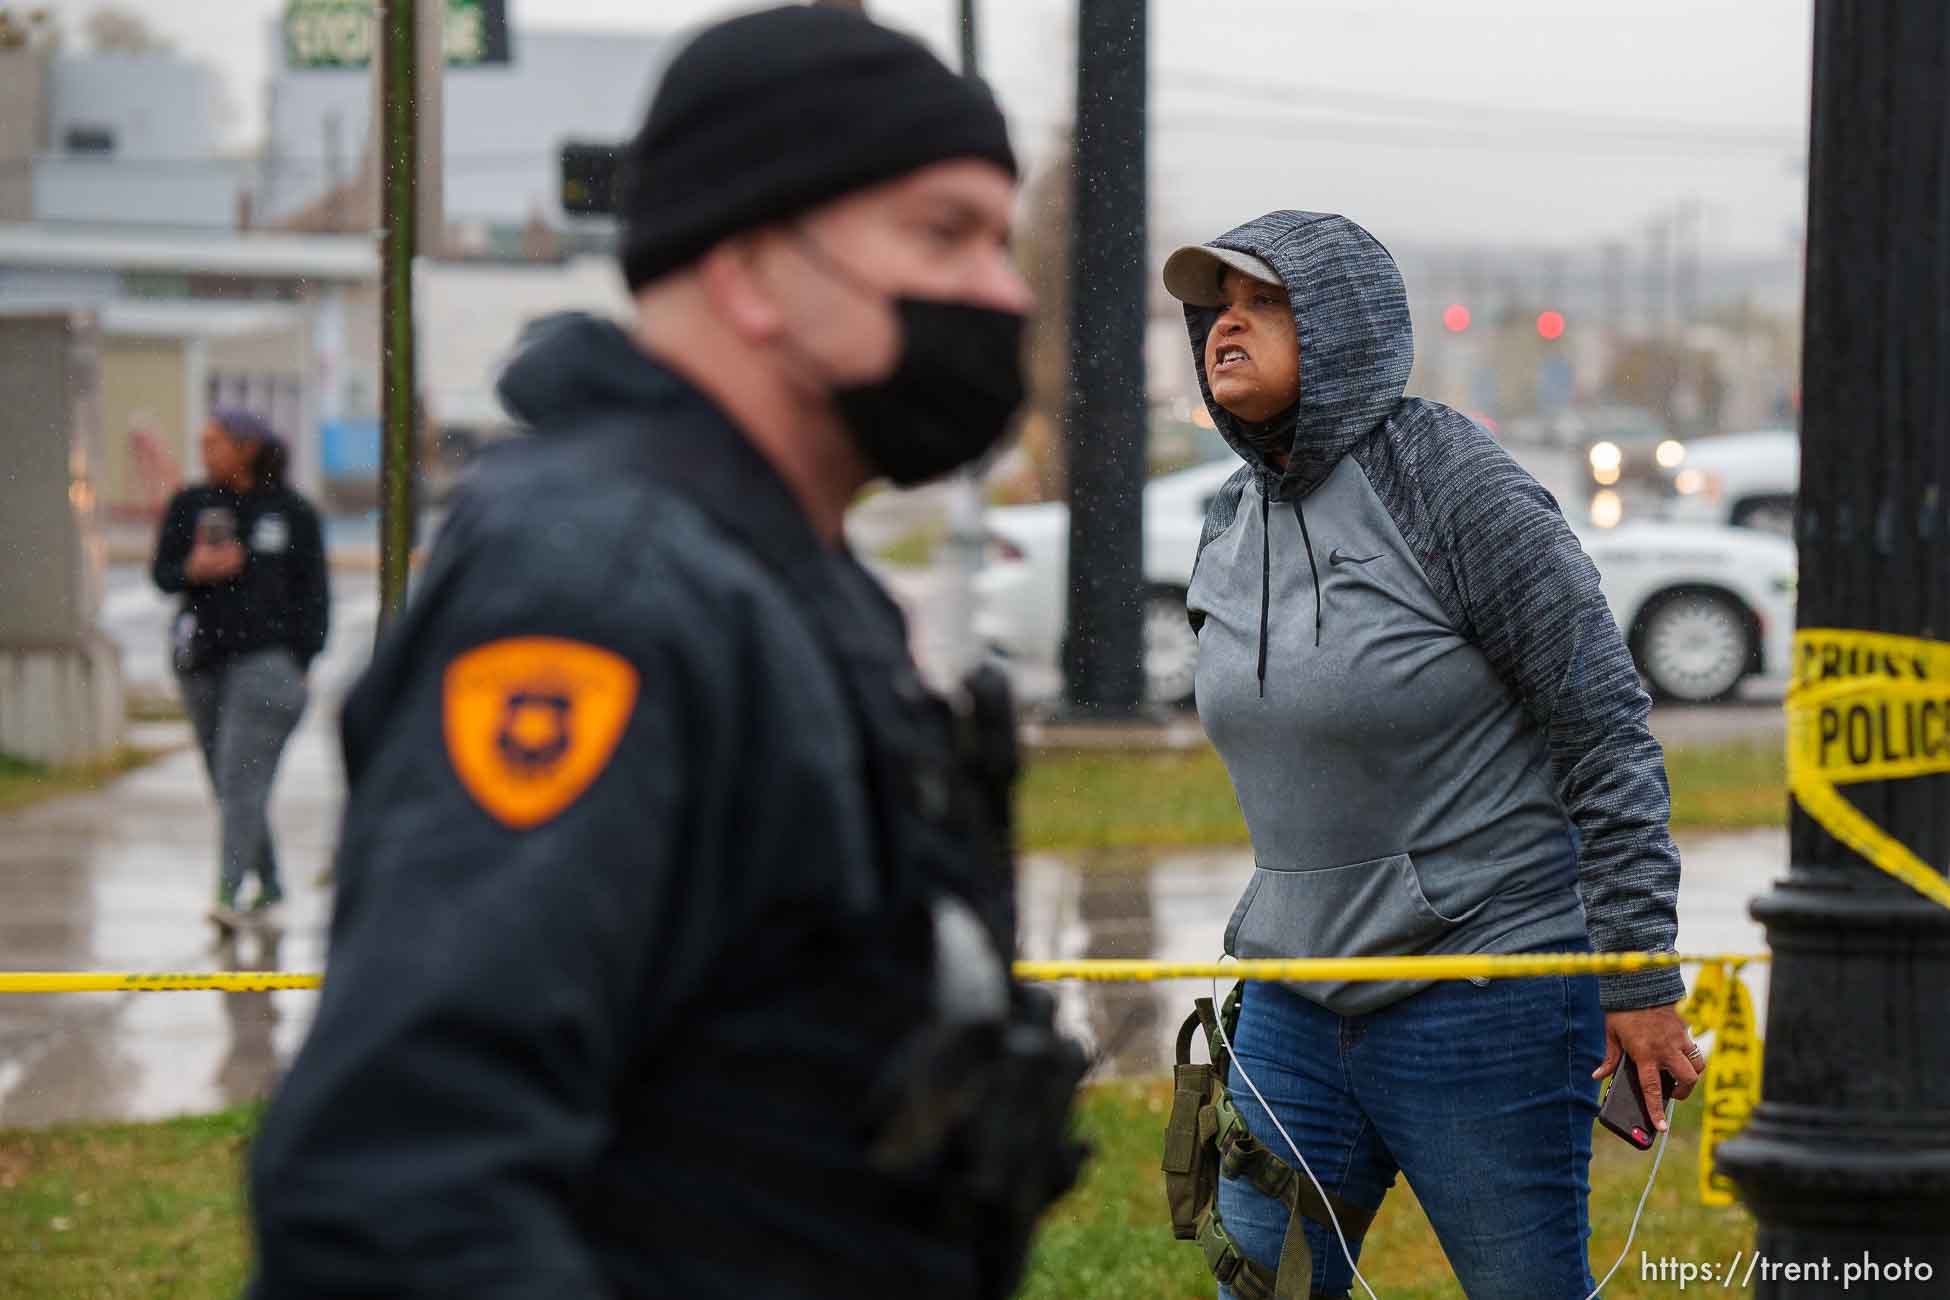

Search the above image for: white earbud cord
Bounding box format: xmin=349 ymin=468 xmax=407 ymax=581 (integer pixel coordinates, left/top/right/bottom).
xmin=1207 ymin=963 xmax=1675 ymax=1300
xmin=1210 ymin=968 xmax=1380 ymax=1300
xmin=1585 ymin=1094 xmax=1673 ymax=1300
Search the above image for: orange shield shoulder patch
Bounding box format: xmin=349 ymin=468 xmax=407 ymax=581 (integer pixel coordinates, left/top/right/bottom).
xmin=443 ymin=637 xmax=641 ymax=829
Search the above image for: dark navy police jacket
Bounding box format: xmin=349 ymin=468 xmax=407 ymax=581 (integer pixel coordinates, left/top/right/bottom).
xmin=246 ymin=315 xmax=1015 ymax=1299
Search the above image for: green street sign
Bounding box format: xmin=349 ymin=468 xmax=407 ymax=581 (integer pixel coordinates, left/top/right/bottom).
xmin=285 ymin=0 xmax=511 ymax=69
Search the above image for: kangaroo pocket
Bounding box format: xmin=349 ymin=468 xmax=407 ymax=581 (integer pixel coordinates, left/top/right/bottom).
xmin=1225 ymin=852 xmax=1486 ymax=960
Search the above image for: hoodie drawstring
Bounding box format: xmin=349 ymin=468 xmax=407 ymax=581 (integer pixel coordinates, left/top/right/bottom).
xmin=1255 ymin=485 xmax=1325 ymax=698
xmin=1291 ymin=497 xmax=1323 ymax=648
xmin=1256 ymin=489 xmax=1271 ymax=698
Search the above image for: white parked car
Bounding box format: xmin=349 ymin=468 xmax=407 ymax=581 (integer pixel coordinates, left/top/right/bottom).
xmin=976 ymin=461 xmax=1796 ymax=707
xmin=1659 ymin=430 xmax=1799 ymax=535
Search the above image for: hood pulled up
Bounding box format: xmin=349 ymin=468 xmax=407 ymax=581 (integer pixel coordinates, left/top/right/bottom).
xmin=1184 ymin=211 xmax=1414 ymax=497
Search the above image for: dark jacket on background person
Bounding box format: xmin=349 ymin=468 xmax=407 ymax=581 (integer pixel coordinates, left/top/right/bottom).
xmin=246 ymin=315 xmax=1030 ymax=1300
xmin=1183 ymin=211 xmax=1684 ymax=1014
xmin=152 ymin=482 xmax=329 ymax=671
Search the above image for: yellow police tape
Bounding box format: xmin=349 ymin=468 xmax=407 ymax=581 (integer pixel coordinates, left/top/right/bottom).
xmin=1788 ymin=628 xmax=1950 ymax=912
xmin=1680 ymin=960 xmax=1762 ymax=1207
xmin=1011 ymin=950 xmax=1751 ymax=982
xmin=1 ymin=952 xmax=1766 ymax=1208
xmin=0 ymin=971 xmax=325 ymax=993
xmin=0 ymin=950 xmax=1772 ymax=995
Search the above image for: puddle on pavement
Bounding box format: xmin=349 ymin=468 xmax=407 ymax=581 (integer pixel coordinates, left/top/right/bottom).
xmin=0 ymin=740 xmax=334 ymax=1130
xmin=1019 ymin=831 xmax=1778 ymax=1080
xmin=1019 ymin=849 xmax=1253 ymax=1080
xmin=0 ymin=925 xmax=320 ymax=1130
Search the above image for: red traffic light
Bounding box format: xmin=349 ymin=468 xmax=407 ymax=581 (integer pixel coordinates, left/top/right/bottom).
xmin=1442 ymin=303 xmax=1471 ymax=333
xmin=1536 ymin=310 xmax=1566 ymax=341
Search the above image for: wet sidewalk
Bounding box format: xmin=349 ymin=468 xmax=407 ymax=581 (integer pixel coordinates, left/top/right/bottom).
xmin=0 ymin=719 xmax=338 ymax=1128
xmin=0 ymin=579 xmax=372 ymax=1129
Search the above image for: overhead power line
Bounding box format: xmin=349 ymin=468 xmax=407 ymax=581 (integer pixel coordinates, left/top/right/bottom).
xmin=1160 ymin=67 xmax=1804 ymax=149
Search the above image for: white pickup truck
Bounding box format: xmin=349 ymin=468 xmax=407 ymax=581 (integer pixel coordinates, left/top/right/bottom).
xmin=1661 ymin=430 xmax=1799 ymax=535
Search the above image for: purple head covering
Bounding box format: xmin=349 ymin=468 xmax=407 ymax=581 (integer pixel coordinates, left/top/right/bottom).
xmin=210 ymin=407 xmax=289 ymax=489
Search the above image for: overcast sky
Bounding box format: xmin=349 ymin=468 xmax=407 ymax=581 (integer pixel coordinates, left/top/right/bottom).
xmin=34 ymin=0 xmax=1815 ymax=257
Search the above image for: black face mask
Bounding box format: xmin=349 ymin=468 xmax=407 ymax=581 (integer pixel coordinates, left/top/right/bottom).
xmin=833 ymin=297 xmax=1027 ymax=486
xmin=794 ymin=235 xmax=1028 ymax=486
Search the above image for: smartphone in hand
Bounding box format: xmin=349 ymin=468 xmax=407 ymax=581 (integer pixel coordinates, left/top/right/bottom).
xmin=196 ymin=506 xmax=238 ymax=547
xmin=1597 ymin=1053 xmax=1677 ymax=1150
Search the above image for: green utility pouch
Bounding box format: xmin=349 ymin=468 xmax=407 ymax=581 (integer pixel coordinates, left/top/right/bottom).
xmin=1161 ymin=985 xmax=1375 ymax=1300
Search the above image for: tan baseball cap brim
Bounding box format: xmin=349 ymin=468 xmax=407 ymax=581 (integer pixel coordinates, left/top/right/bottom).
xmin=1162 ymin=244 xmax=1282 ymax=307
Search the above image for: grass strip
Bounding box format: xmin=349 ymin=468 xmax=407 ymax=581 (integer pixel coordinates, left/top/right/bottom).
xmin=1019 ymin=1079 xmax=1752 ymax=1299
xmin=1017 ymin=740 xmax=1786 ymax=854
xmin=0 ymin=1108 xmax=257 ymax=1299
xmin=0 ymin=1087 xmax=1747 ymax=1300
xmin=0 ymin=748 xmax=170 ymax=817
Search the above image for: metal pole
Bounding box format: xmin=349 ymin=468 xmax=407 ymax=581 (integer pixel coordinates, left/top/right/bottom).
xmin=958 ymin=0 xmax=977 ymax=78
xmin=1714 ymin=2 xmax=1950 ymax=1289
xmin=377 ymin=0 xmax=417 ymax=632
xmin=937 ymin=0 xmax=986 ymax=686
xmin=1060 ymin=0 xmax=1147 ymax=718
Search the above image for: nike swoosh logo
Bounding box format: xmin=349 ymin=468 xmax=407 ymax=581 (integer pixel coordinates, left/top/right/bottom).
xmin=1327 ymin=548 xmax=1383 ymax=567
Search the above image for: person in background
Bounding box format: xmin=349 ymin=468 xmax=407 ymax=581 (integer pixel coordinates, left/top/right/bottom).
xmin=153 ymin=408 xmax=329 ymax=934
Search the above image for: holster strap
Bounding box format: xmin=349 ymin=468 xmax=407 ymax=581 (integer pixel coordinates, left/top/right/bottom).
xmin=1215 ymin=1092 xmax=1375 ymax=1242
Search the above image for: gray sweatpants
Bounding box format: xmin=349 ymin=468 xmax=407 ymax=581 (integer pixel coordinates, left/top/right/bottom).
xmin=178 ymin=648 xmax=309 ymax=908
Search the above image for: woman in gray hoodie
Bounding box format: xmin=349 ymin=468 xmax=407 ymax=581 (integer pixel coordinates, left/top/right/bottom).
xmin=1164 ymin=211 xmax=1703 ymax=1299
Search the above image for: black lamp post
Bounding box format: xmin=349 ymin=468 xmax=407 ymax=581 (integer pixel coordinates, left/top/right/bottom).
xmin=1060 ymin=0 xmax=1148 ymax=718
xmin=1713 ymin=4 xmax=1950 ymax=1291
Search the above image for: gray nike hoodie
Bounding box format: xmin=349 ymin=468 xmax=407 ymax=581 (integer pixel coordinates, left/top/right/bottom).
xmin=1182 ymin=211 xmax=1684 ymax=1015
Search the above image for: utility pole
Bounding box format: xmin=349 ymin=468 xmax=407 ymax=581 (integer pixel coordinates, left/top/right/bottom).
xmin=1673 ymin=198 xmax=1702 ymax=332
xmin=1060 ymin=0 xmax=1148 ymax=717
xmin=1599 ymin=239 xmax=1626 ymax=345
xmin=1643 ymin=212 xmax=1671 ymax=341
xmin=376 ymin=0 xmax=417 ymax=631
xmin=1715 ymin=3 xmax=1950 ymax=1291
xmin=1644 ymin=212 xmax=1673 ymax=428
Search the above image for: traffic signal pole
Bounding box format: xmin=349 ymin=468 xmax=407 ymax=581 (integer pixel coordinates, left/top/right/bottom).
xmin=1060 ymin=0 xmax=1148 ymax=717
xmin=1714 ymin=4 xmax=1950 ymax=1290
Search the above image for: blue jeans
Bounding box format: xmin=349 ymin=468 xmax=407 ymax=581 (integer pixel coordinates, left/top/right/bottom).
xmin=1215 ymin=948 xmax=1605 ymax=1300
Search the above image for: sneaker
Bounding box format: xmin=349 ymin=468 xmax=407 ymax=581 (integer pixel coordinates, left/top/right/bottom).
xmin=249 ymin=900 xmax=288 ymax=933
xmin=207 ymin=902 xmax=247 ymax=933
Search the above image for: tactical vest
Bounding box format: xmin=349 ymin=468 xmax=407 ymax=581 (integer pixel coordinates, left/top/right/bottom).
xmin=604 ymin=410 xmax=1086 ymax=1300
xmin=1163 ymin=984 xmax=1374 ymax=1300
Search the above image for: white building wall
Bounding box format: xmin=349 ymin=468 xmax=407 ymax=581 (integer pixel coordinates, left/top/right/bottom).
xmin=45 ymin=55 xmax=220 ymax=159
xmin=261 ymin=28 xmax=665 ymax=227
xmin=33 ymin=158 xmax=244 ymax=230
xmin=0 ymin=265 xmax=120 ymax=307
xmin=34 ymin=54 xmax=239 ymax=229
xmin=417 ymin=255 xmax=631 ymax=428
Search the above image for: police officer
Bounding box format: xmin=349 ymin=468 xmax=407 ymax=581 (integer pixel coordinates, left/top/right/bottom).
xmin=245 ymin=9 xmax=1082 ymax=1298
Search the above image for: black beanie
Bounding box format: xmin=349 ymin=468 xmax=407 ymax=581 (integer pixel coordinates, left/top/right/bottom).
xmin=616 ymin=5 xmax=1017 ymax=291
